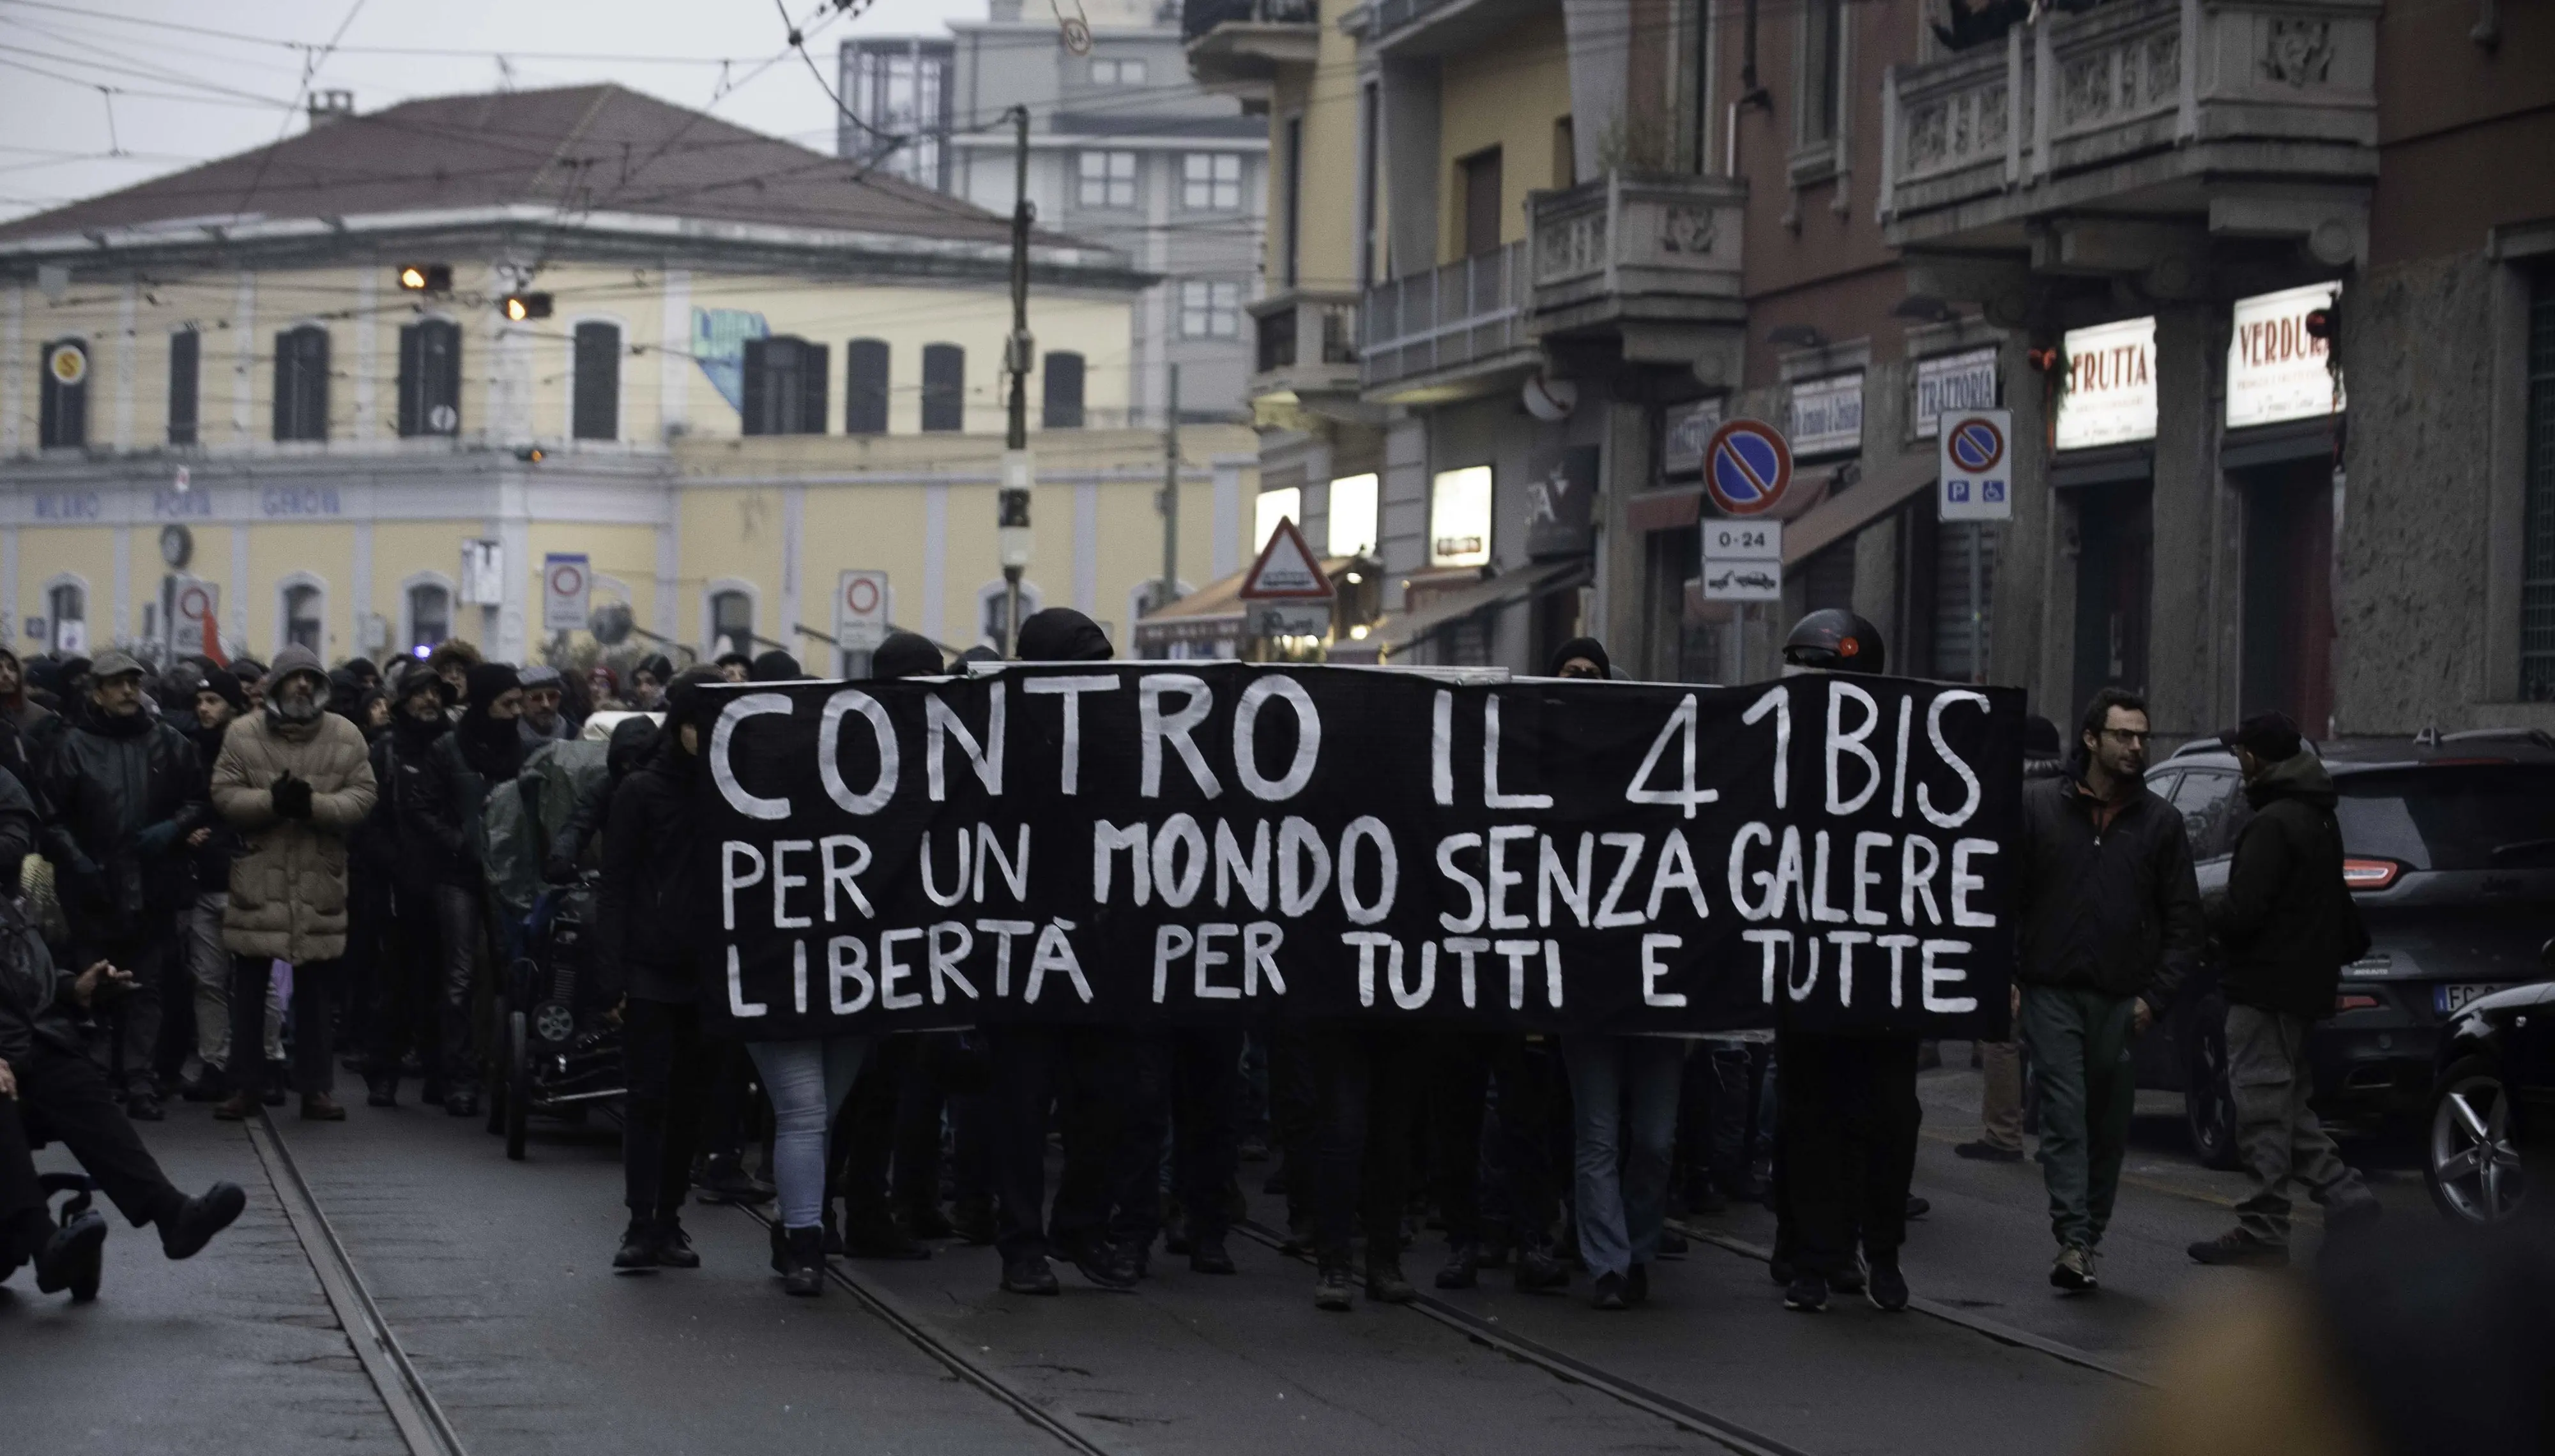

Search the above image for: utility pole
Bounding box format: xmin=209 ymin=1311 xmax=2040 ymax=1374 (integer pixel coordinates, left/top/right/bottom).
xmin=1157 ymin=364 xmax=1180 ymax=613
xmin=998 ymin=103 xmax=1035 ymax=656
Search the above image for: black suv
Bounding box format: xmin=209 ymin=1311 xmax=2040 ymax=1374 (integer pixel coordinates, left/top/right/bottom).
xmin=2132 ymin=729 xmax=2555 ymax=1167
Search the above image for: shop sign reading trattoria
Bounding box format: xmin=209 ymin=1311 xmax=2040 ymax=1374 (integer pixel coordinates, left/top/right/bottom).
xmin=1912 ymin=349 xmax=2000 ymax=440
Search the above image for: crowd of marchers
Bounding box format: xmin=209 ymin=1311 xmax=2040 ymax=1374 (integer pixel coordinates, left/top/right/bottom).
xmin=0 ymin=606 xmax=2383 ymax=1314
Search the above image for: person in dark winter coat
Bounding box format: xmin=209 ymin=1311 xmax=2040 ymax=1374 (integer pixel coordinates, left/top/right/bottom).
xmin=629 ymin=654 xmax=675 ymax=711
xmin=176 ymin=669 xmax=267 ymax=1103
xmin=0 ymin=765 xmax=245 ymax=1298
xmin=600 ymin=667 xmax=723 ymax=1274
xmin=416 ymin=662 xmax=526 ymax=1117
xmin=34 ymin=651 xmax=209 ymax=1119
xmin=2013 ymin=688 xmax=2204 ymax=1293
xmin=0 ymin=646 xmax=57 ymax=787
xmin=869 ymin=632 xmax=945 ymax=679
xmin=517 ymin=665 xmax=576 ymax=743
xmin=2187 ymin=713 xmax=2381 ymax=1266
xmin=362 ymin=665 xmax=457 ymax=1107
xmin=982 ymin=609 xmax=1149 ymax=1296
xmin=542 ymin=715 xmax=658 ymax=883
xmin=1958 ymin=714 xmax=2069 ymax=1163
xmin=747 ymin=649 xmax=802 ymax=682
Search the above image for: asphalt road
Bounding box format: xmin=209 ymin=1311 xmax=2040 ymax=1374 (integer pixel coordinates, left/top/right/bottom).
xmin=2 ymin=1046 xmax=2434 ymax=1456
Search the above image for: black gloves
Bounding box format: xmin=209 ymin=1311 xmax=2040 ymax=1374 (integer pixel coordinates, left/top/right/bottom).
xmin=270 ymin=773 xmax=313 ymax=821
xmin=542 ymin=855 xmax=579 ymax=885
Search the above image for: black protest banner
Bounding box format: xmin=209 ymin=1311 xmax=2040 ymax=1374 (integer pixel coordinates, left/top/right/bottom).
xmin=697 ymin=666 xmax=2023 ymax=1040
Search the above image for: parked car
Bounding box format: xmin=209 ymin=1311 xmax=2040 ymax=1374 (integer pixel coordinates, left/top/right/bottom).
xmin=2132 ymin=729 xmax=2555 ymax=1168
xmin=2425 ymin=974 xmax=2552 ymax=1222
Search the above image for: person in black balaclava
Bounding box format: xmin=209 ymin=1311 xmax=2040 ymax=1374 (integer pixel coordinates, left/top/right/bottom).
xmin=362 ymin=665 xmax=457 ymax=1107
xmin=869 ymin=632 xmax=945 ymax=681
xmin=414 ymin=662 xmax=525 ymax=1118
xmin=747 ymin=649 xmax=804 ymax=683
xmin=977 ymin=610 xmax=1151 ymax=1294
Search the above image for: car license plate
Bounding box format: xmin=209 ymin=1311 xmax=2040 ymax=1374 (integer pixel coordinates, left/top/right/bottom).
xmin=2436 ymin=983 xmax=2497 ymax=1015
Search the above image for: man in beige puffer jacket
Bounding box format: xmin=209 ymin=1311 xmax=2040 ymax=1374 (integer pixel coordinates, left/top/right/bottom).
xmin=207 ymin=646 xmax=378 ymax=1121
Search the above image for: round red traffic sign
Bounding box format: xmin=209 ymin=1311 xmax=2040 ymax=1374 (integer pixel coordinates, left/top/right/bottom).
xmin=1946 ymin=416 xmax=2005 ymax=474
xmin=547 ymin=561 xmax=585 ymax=597
xmin=177 ymin=584 xmax=213 ymax=621
xmin=1704 ymin=418 xmax=1793 ymax=518
xmin=843 ymin=576 xmax=881 ymax=616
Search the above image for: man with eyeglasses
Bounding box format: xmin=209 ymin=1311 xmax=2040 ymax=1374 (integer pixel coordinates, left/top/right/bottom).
xmin=2013 ymin=687 xmax=2202 ymax=1294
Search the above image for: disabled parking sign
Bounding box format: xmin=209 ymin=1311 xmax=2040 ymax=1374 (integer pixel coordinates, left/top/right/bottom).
xmin=1937 ymin=409 xmax=2013 ymax=522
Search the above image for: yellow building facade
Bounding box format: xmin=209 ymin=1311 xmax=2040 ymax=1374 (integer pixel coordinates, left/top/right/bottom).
xmin=0 ymin=85 xmax=1255 ymax=671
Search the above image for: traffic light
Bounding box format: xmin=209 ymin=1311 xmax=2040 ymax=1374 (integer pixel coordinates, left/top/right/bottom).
xmin=515 ymin=445 xmax=547 ymax=463
xmin=501 ymin=292 xmax=553 ymax=322
xmin=397 ymin=262 xmax=451 ymax=292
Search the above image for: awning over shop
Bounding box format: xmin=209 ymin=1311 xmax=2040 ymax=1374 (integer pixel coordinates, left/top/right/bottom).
xmin=1339 ymin=557 xmax=1589 ymax=661
xmin=1780 ymin=450 xmax=1938 ymax=567
xmin=1132 ymin=555 xmax=1359 ymax=652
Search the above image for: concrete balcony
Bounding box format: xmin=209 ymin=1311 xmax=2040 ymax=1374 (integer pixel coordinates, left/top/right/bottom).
xmin=1360 ymin=241 xmax=1536 ymax=402
xmin=1880 ymin=0 xmax=2378 ymax=265
xmin=1249 ymin=289 xmax=1361 ymax=402
xmin=1182 ymin=0 xmax=1320 ymax=92
xmin=1527 ymin=170 xmax=1747 ymax=379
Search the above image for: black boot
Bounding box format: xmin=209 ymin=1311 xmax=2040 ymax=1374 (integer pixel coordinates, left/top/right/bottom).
xmin=1313 ymin=1262 xmax=1354 ymax=1311
xmin=614 ymin=1215 xmax=659 ymax=1271
xmin=698 ymin=1151 xmax=775 ymax=1205
xmin=1513 ymin=1244 xmax=1569 ymax=1292
xmin=1436 ymin=1242 xmax=1480 ymax=1289
xmin=1189 ymin=1231 xmax=1236 ymax=1275
xmin=781 ymin=1225 xmax=826 ymax=1297
xmin=950 ymin=1196 xmax=997 ymax=1246
xmin=770 ymin=1219 xmax=792 ymax=1274
xmin=365 ymin=1073 xmax=398 ymax=1109
xmin=846 ymin=1207 xmax=930 ymax=1260
xmin=1364 ymin=1257 xmax=1416 ymax=1305
xmin=158 ymin=1183 xmax=246 ymax=1261
xmin=654 ymin=1216 xmax=701 ymax=1270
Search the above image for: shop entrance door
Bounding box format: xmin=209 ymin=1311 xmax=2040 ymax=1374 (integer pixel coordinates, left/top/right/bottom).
xmin=2071 ymin=483 xmax=2154 ymax=717
xmin=2239 ymin=458 xmax=2338 ymax=734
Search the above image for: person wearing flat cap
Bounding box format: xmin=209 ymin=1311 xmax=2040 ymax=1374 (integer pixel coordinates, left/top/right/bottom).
xmin=33 ymin=650 xmax=210 ymax=1121
xmin=2186 ymin=712 xmax=2382 ymax=1267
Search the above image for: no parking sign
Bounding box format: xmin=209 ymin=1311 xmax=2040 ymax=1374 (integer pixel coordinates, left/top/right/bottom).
xmin=836 ymin=570 xmax=890 ymax=653
xmin=1938 ymin=410 xmax=2013 ymax=522
xmin=542 ymin=554 xmax=591 ymax=633
xmin=1703 ymin=419 xmax=1793 ymax=518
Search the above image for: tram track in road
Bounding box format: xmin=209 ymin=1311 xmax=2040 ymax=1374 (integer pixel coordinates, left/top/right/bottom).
xmin=1662 ymin=1218 xmax=2155 ymax=1390
xmin=244 ymin=1110 xmax=471 ymax=1456
xmin=1227 ymin=1218 xmax=1816 ymax=1456
xmin=725 ymin=1199 xmax=1131 ymax=1456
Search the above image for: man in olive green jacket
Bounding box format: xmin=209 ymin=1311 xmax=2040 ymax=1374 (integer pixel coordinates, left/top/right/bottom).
xmin=206 ymin=646 xmax=378 ymax=1121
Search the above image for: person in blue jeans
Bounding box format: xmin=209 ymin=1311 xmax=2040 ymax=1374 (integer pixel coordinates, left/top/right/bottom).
xmin=1561 ymin=1035 xmax=1688 ymax=1308
xmin=750 ymin=1036 xmax=872 ymax=1296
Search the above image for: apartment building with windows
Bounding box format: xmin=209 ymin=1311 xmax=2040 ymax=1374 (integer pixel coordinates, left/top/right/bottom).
xmin=844 ymin=0 xmax=1267 ymax=434
xmin=1195 ymin=0 xmax=2555 ymax=743
xmin=1 ymin=84 xmax=1255 ymax=669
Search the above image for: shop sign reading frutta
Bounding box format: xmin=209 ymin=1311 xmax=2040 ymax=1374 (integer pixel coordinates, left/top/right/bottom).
xmin=2055 ymin=317 xmax=2156 ymax=451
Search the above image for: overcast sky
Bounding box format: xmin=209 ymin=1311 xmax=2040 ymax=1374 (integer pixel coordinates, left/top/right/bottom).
xmin=0 ymin=0 xmax=989 ymax=224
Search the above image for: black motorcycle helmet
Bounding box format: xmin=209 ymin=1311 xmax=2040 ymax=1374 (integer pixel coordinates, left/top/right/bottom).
xmin=1782 ymin=609 xmax=1886 ymax=674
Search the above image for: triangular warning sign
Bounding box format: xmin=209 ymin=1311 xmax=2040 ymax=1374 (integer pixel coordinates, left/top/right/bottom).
xmin=1239 ymin=517 xmax=1333 ymax=600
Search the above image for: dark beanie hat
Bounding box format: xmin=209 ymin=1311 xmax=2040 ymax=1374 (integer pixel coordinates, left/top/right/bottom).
xmin=748 ymin=649 xmax=804 ymax=682
xmin=662 ymin=664 xmax=726 ymax=732
xmin=393 ymin=661 xmax=447 ymax=706
xmin=1014 ymin=607 xmax=1113 ymax=664
xmin=1547 ymin=635 xmax=1612 ymax=678
xmin=464 ymin=662 xmax=522 ymax=708
xmin=870 ymin=632 xmax=945 ymax=681
xmin=198 ymin=667 xmax=249 ymax=715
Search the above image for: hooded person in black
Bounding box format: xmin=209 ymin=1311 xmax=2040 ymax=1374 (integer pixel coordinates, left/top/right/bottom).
xmin=869 ymin=632 xmax=945 ymax=680
xmin=602 ymin=667 xmax=726 ymax=1273
xmin=362 ymin=665 xmax=462 ymax=1107
xmin=415 ymin=662 xmax=525 ymax=1117
xmin=977 ymin=610 xmax=1152 ymax=1294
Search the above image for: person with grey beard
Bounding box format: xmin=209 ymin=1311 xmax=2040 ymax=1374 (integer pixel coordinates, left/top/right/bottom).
xmin=206 ymin=646 xmax=378 ymax=1121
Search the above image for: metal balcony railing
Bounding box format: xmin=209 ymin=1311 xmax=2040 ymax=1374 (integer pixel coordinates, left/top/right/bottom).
xmin=1181 ymin=0 xmax=1317 ymax=42
xmin=1879 ymin=0 xmax=2377 ymax=238
xmin=1359 ymin=241 xmax=1530 ymax=391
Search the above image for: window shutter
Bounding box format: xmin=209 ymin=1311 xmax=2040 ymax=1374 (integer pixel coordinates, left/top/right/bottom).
xmin=846 ymin=338 xmax=890 ymax=434
xmin=922 ymin=344 xmax=963 ymax=432
xmin=574 ymin=322 xmax=620 ymax=439
xmin=168 ymin=330 xmax=199 ymax=446
xmin=305 ymin=328 xmax=331 ymax=441
xmin=741 ymin=337 xmax=769 ymax=436
xmin=397 ymin=324 xmax=423 ymax=436
xmin=801 ymin=343 xmax=829 ymax=435
xmin=273 ymin=332 xmax=293 ymax=441
xmin=1042 ymin=351 xmax=1085 ymax=429
xmin=431 ymin=322 xmax=460 ymax=434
